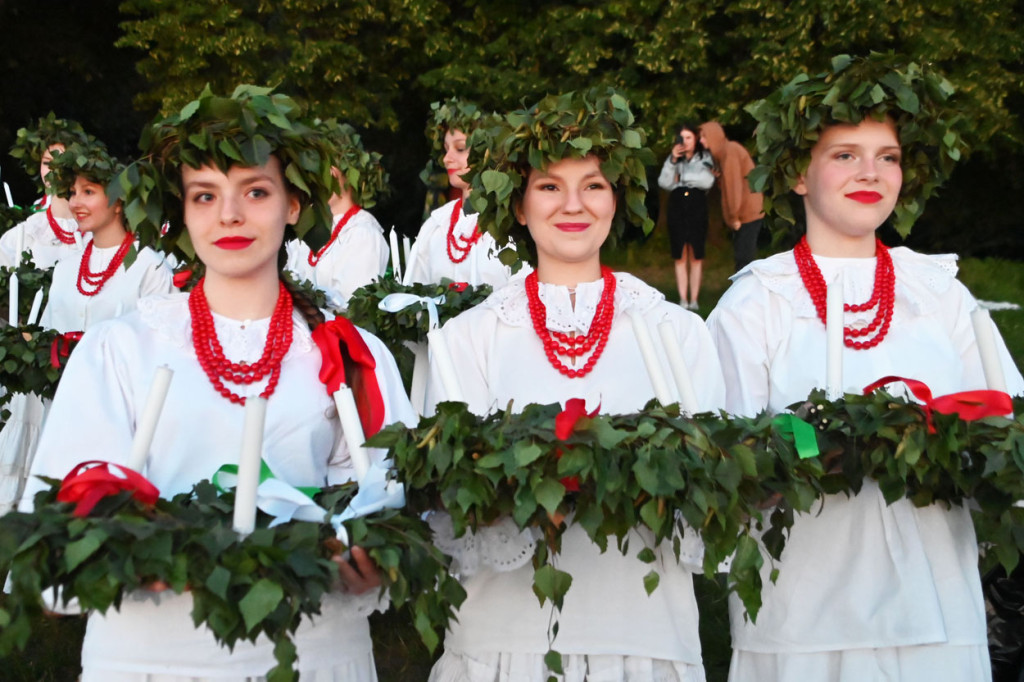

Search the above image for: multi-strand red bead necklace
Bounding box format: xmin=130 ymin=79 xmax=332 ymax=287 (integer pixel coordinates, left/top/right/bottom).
xmin=446 ymin=197 xmax=482 ymax=264
xmin=307 ymin=204 xmax=361 ymax=266
xmin=48 ymin=207 xmax=78 ymax=245
xmin=76 ymin=231 xmax=134 ymax=296
xmin=189 ymin=278 xmax=294 ymax=405
xmin=794 ymin=236 xmax=895 ymax=350
xmin=525 ymin=267 xmax=616 ymax=378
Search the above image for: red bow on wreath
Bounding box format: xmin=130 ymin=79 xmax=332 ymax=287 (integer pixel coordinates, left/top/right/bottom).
xmin=57 ymin=460 xmax=160 ymax=517
xmin=49 ymin=331 xmax=83 ymax=369
xmin=554 ymin=398 xmax=600 ymax=492
xmin=311 ymin=317 xmax=385 ymax=438
xmin=862 ymin=375 xmax=1013 ymax=433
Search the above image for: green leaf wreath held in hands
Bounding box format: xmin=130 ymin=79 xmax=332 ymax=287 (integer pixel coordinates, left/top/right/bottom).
xmin=0 ymin=479 xmax=465 ymax=682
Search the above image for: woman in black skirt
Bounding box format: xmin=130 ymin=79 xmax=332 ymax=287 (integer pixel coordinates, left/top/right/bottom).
xmin=657 ymin=123 xmax=715 ymax=310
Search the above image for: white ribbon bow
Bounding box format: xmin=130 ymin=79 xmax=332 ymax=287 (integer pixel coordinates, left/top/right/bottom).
xmin=378 ymin=292 xmax=446 ymax=330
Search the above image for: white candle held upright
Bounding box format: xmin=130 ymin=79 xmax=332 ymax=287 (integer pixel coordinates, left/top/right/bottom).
xmin=333 ymin=385 xmax=371 ymax=483
xmin=3 ymin=182 xmax=13 ymax=208
xmin=657 ymin=321 xmax=700 ymax=414
xmin=970 ymin=307 xmax=1009 ymax=394
xmin=389 ymin=228 xmax=402 ymax=282
xmin=233 ymin=396 xmax=268 ymax=535
xmin=8 ymin=272 xmax=18 ymax=327
xmin=26 ymin=288 xmax=43 ymax=326
xmin=825 ymin=270 xmax=844 ymax=401
xmin=427 ymin=328 xmax=464 ymax=403
xmin=403 ymin=236 xmax=412 ymax=266
xmin=628 ymin=311 xmax=674 ymax=406
xmin=127 ymin=366 xmax=174 ymax=472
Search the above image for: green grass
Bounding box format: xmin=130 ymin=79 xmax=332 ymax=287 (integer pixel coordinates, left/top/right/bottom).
xmin=5 ymin=225 xmax=1021 ymax=682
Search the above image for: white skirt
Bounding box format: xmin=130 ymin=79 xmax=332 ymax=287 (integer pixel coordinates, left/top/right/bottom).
xmin=81 ymin=653 xmax=378 ymax=682
xmin=429 ymin=650 xmax=707 ymax=682
xmin=728 ymin=643 xmax=991 ymax=682
xmin=0 ymin=392 xmax=46 ymax=515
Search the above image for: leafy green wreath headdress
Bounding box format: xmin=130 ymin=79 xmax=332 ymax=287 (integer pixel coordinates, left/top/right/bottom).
xmin=746 ymin=53 xmax=970 ymax=238
xmin=319 ymin=119 xmax=389 ymax=209
xmin=425 ymin=97 xmax=490 ymax=153
xmin=9 ymin=113 xmax=89 ymax=192
xmin=110 ymin=85 xmax=337 ymax=259
xmin=47 ymin=140 xmax=124 ymax=200
xmin=465 ymin=88 xmax=655 ymax=264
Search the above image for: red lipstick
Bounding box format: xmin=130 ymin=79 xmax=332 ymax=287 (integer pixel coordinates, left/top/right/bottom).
xmin=214 ymin=236 xmax=254 ymax=250
xmin=845 ymin=191 xmax=883 ymax=204
xmin=555 ymin=222 xmax=589 ymax=232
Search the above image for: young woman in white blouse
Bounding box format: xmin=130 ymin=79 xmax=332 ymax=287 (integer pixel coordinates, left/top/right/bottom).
xmin=426 ymin=90 xmax=725 ymax=682
xmin=24 ymin=87 xmax=415 ymax=682
xmin=657 ymin=123 xmax=715 ymax=310
xmin=707 ymin=56 xmax=1024 ymax=682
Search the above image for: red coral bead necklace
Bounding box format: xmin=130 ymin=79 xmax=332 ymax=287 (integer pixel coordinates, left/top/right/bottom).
xmin=307 ymin=204 xmax=361 ymax=266
xmin=446 ymin=197 xmax=482 ymax=264
xmin=525 ymin=266 xmax=616 ymax=378
xmin=189 ymin=277 xmax=294 ymax=405
xmin=793 ymin=235 xmax=895 ymax=350
xmin=48 ymin=206 xmax=78 ymax=245
xmin=76 ymin=231 xmax=134 ymax=296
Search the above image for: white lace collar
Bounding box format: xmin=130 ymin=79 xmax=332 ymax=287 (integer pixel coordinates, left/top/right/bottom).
xmin=482 ymin=271 xmax=664 ymax=333
xmin=734 ymin=246 xmax=959 ymax=318
xmin=138 ymin=292 xmax=315 ymax=361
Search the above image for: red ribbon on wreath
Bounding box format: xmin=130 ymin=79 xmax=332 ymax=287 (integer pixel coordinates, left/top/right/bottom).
xmin=311 ymin=316 xmax=385 ymax=438
xmin=57 ymin=460 xmax=160 ymax=517
xmin=49 ymin=331 xmax=83 ymax=369
xmin=554 ymin=398 xmax=600 ymax=492
xmin=862 ymin=375 xmax=1013 ymax=433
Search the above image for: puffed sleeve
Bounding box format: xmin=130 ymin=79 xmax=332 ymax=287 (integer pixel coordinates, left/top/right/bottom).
xmin=706 ymin=274 xmax=774 ymax=416
xmin=423 ymin=307 xmax=498 ymax=417
xmin=402 ymin=212 xmax=443 ymax=286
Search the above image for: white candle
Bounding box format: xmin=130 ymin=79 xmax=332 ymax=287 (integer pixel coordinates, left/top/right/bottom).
xmin=15 ymin=224 xmax=25 ymax=262
xmin=427 ymin=328 xmax=464 ymax=402
xmin=8 ymin=272 xmax=18 ymax=327
xmin=970 ymin=307 xmax=1009 ymax=394
xmin=825 ymin=271 xmax=844 ymax=401
xmin=26 ymin=289 xmax=43 ymax=326
xmin=657 ymin=321 xmax=700 ymax=414
xmin=389 ymin=228 xmax=402 ymax=282
xmin=403 ymin=236 xmax=412 ymax=266
xmin=408 ymin=341 xmax=429 ymax=416
xmin=127 ymin=366 xmax=174 ymax=472
xmin=333 ymin=385 xmax=371 ymax=482
xmin=628 ymin=311 xmax=674 ymax=406
xmin=3 ymin=182 xmax=13 ymax=208
xmin=233 ymin=396 xmax=268 ymax=535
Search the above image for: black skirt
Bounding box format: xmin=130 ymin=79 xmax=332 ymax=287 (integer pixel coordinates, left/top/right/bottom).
xmin=666 ymin=187 xmax=709 ymax=260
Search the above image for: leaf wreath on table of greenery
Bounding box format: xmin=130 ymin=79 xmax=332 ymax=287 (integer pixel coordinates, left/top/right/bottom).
xmin=371 ymin=389 xmax=1024 ymax=628
xmin=317 ymin=119 xmax=390 ymax=209
xmin=0 ymin=259 xmax=52 ymax=323
xmin=0 ymin=324 xmax=73 ymax=423
xmin=746 ymin=52 xmax=971 ymax=238
xmin=342 ymin=279 xmax=492 ymax=391
xmin=8 ymin=113 xmax=90 ymax=193
xmin=0 ymin=477 xmax=465 ymax=682
xmin=465 ymin=87 xmax=656 ymax=267
xmin=110 ymin=85 xmax=339 ymax=263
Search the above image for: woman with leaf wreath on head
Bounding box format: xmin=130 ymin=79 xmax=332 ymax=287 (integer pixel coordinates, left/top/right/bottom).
xmin=424 ymin=89 xmax=726 ymax=682
xmin=2 ymin=114 xmax=90 ymax=269
xmin=22 ymin=85 xmax=416 ymax=681
xmin=706 ymin=55 xmax=1024 ymax=682
xmin=284 ymin=120 xmax=390 ymax=311
xmin=403 ymin=97 xmax=526 ymax=287
xmin=0 ymin=139 xmax=174 ymax=516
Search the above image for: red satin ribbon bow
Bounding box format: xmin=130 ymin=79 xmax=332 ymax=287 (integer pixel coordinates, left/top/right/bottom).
xmin=172 ymin=269 xmax=193 ymax=289
xmin=311 ymin=317 xmax=385 ymax=437
xmin=862 ymin=375 xmax=1013 ymax=433
xmin=57 ymin=460 xmax=160 ymax=517
xmin=49 ymin=331 xmax=83 ymax=369
xmin=554 ymin=398 xmax=600 ymax=492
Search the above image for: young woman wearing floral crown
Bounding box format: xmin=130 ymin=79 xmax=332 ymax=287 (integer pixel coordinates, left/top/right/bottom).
xmin=706 ymin=55 xmax=1024 ymax=682
xmin=2 ymin=114 xmax=90 ymax=269
xmin=403 ymin=97 xmax=526 ymax=287
xmin=284 ymin=120 xmax=390 ymax=311
xmin=39 ymin=140 xmax=174 ymax=332
xmin=425 ymin=89 xmax=726 ymax=682
xmin=23 ymin=86 xmax=415 ymax=681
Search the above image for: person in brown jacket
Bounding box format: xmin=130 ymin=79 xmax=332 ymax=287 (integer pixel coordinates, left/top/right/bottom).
xmin=700 ymin=121 xmax=765 ymax=271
